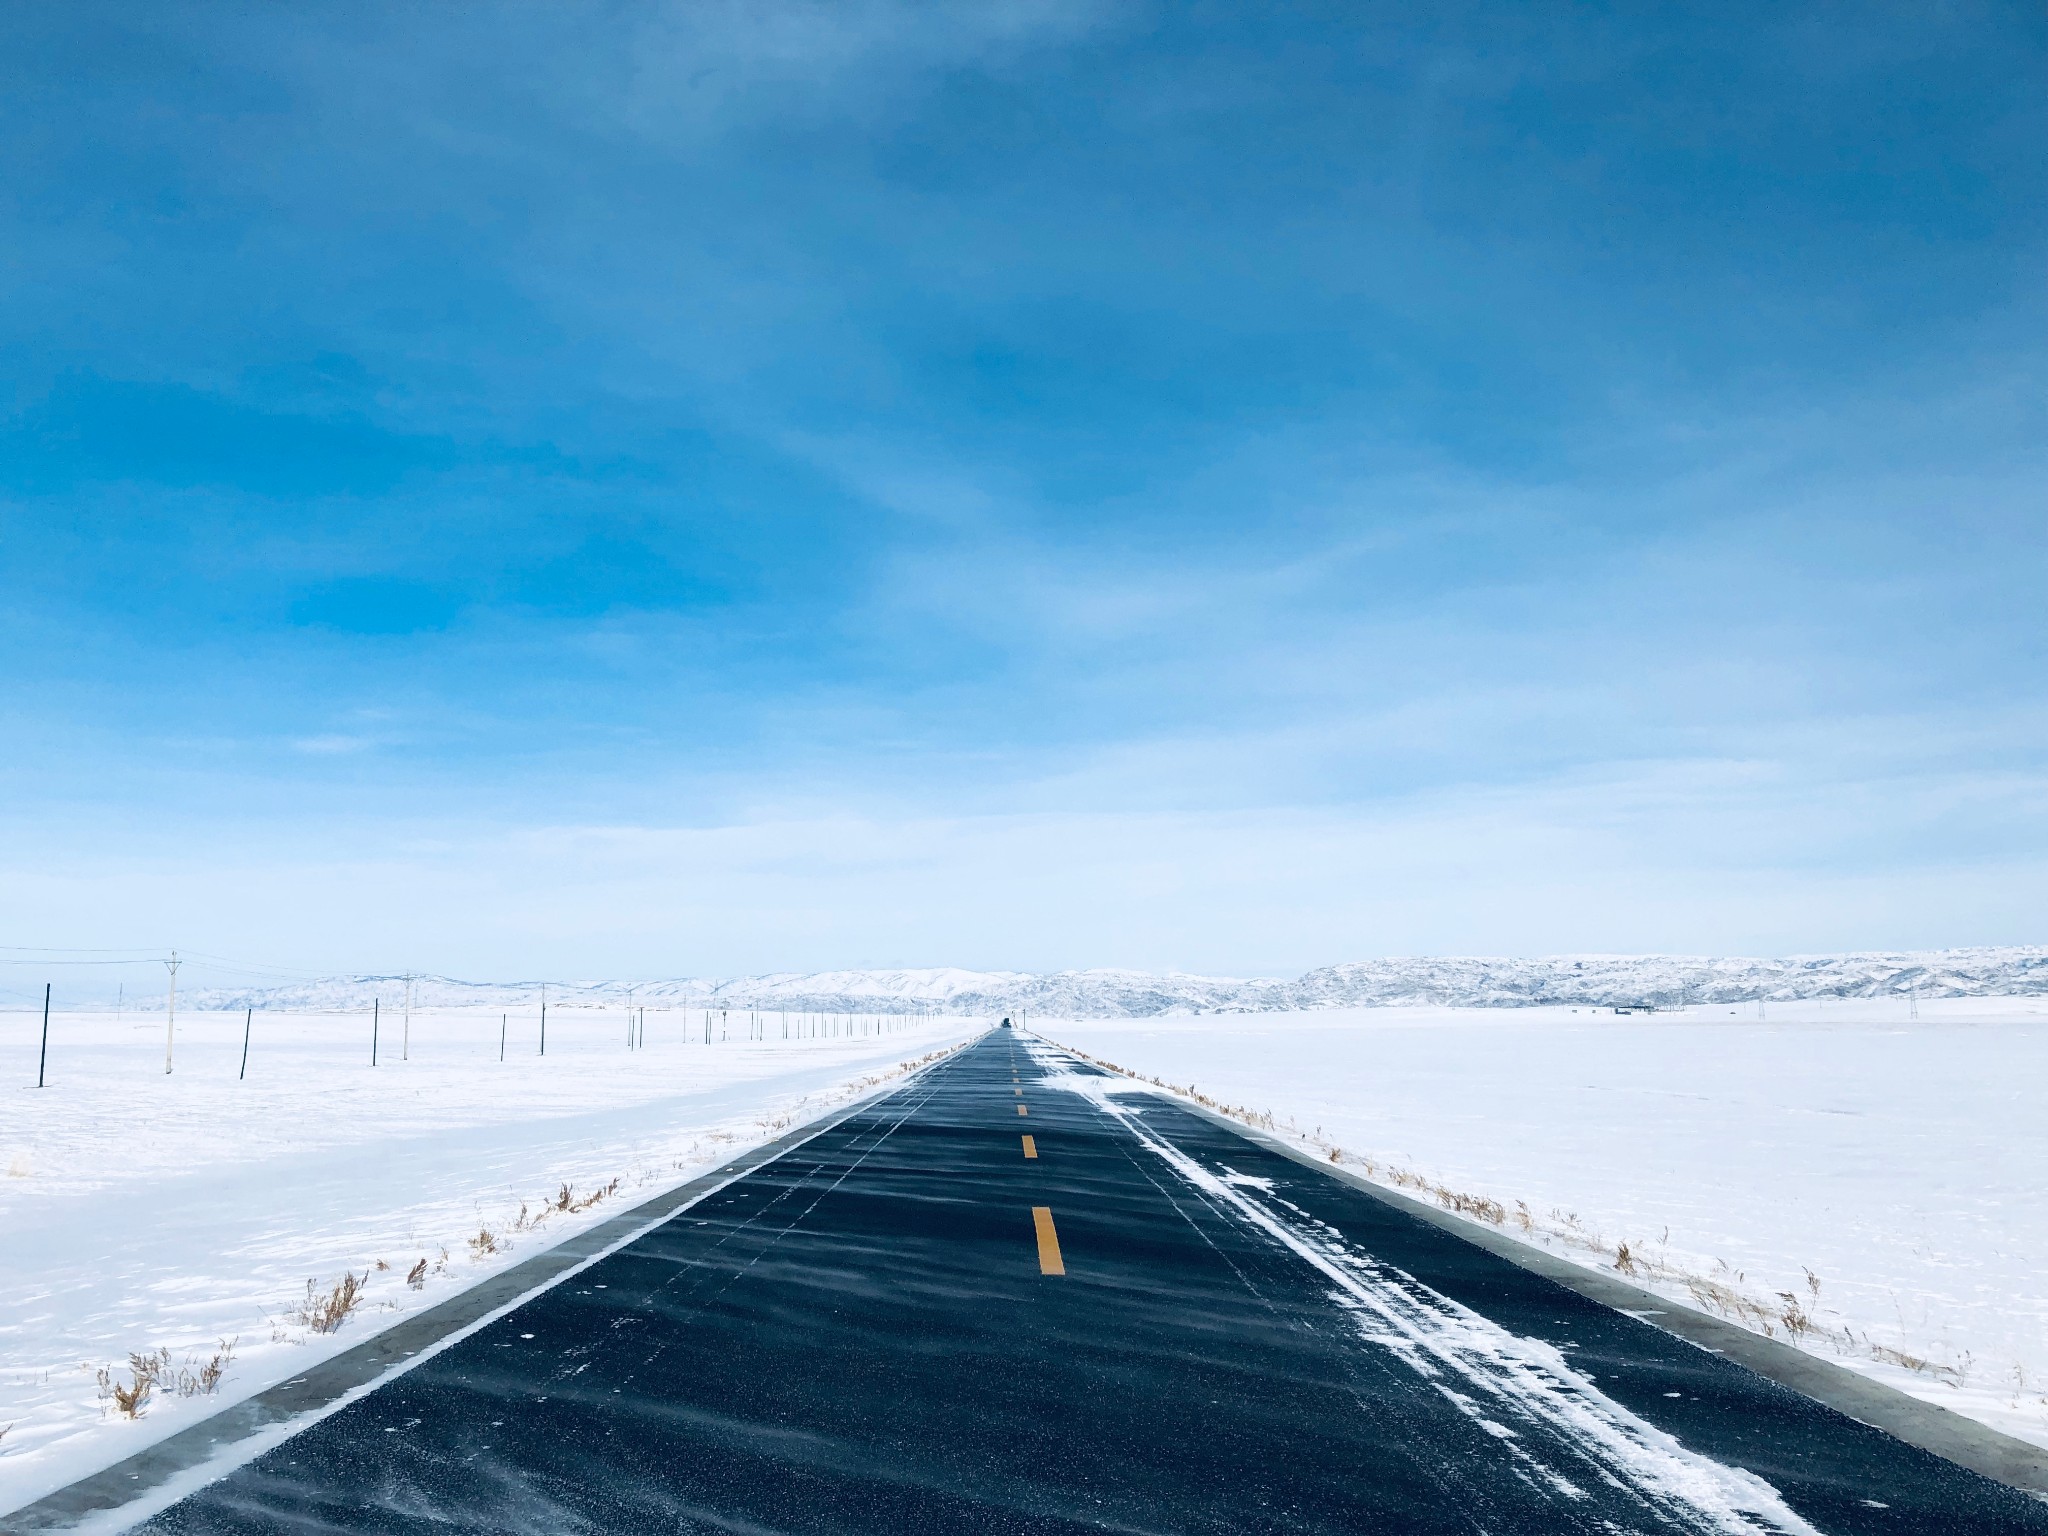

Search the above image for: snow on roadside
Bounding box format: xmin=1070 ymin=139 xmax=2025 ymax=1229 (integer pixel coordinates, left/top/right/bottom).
xmin=0 ymin=1006 xmax=977 ymax=1514
xmin=1036 ymin=998 xmax=2048 ymax=1452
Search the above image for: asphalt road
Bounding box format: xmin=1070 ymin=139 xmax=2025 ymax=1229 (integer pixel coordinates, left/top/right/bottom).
xmin=139 ymin=1029 xmax=2048 ymax=1535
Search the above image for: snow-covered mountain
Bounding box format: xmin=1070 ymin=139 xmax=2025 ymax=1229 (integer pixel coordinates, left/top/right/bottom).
xmin=177 ymin=946 xmax=2048 ymax=1017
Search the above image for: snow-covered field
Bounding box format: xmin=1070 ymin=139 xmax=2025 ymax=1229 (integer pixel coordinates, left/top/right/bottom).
xmin=0 ymin=1005 xmax=977 ymax=1514
xmin=8 ymin=993 xmax=2044 ymax=1516
xmin=1040 ymin=998 xmax=2048 ymax=1452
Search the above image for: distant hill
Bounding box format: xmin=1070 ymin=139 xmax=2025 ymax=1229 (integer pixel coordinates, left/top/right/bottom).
xmin=175 ymin=947 xmax=2048 ymax=1017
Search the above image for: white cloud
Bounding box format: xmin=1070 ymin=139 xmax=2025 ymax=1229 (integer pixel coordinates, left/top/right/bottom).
xmin=289 ymin=734 xmax=373 ymax=756
xmin=7 ymin=743 xmax=2043 ymax=984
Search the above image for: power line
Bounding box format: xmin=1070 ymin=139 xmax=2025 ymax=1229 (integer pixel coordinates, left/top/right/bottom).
xmin=0 ymin=945 xmax=166 ymax=955
xmin=0 ymin=958 xmax=167 ymax=967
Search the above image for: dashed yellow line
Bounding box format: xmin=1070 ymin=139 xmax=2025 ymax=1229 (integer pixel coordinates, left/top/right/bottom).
xmin=1017 ymin=1104 xmax=1028 ymax=1116
xmin=1021 ymin=1134 xmax=1037 ymax=1159
xmin=1014 ymin=1087 xmax=1023 ymax=1096
xmin=1032 ymin=1207 xmax=1065 ymax=1275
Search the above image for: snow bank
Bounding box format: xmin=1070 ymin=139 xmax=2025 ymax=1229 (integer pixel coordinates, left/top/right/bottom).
xmin=1039 ymin=997 xmax=2048 ymax=1451
xmin=0 ymin=1005 xmax=976 ymax=1513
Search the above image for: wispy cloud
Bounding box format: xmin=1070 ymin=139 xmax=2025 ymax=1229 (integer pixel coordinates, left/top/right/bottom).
xmin=289 ymin=735 xmax=374 ymax=756
xmin=0 ymin=2 xmax=2039 ymax=970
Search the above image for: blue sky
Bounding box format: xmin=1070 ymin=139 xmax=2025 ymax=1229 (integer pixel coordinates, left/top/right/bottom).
xmin=1 ymin=2 xmax=2043 ymax=985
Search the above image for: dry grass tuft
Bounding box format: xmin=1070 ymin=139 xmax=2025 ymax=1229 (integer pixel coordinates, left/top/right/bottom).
xmin=97 ymin=1349 xmax=168 ymax=1418
xmin=406 ymin=1257 xmax=428 ymax=1289
xmin=1777 ymin=1292 xmax=1812 ymax=1339
xmin=1870 ymin=1341 xmax=1932 ymax=1374
xmin=97 ymin=1339 xmax=237 ymax=1419
xmin=296 ymin=1272 xmax=367 ymax=1334
xmin=1684 ymin=1275 xmax=1786 ymax=1336
xmin=1437 ymin=1189 xmax=1506 ymax=1224
xmin=467 ymin=1226 xmax=499 ymax=1258
xmin=549 ymin=1178 xmax=624 ymax=1216
xmin=190 ymin=1338 xmax=237 ymax=1394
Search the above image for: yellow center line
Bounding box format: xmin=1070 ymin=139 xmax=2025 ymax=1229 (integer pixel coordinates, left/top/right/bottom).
xmin=1032 ymin=1206 xmax=1065 ymax=1275
xmin=1021 ymin=1134 xmax=1037 ymax=1158
xmin=1014 ymin=1087 xmax=1023 ymax=1096
xmin=1017 ymin=1104 xmax=1028 ymax=1116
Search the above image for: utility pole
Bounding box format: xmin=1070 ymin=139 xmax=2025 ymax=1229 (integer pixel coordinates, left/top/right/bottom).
xmin=540 ymin=983 xmax=548 ymax=1057
xmin=239 ymin=1007 xmax=252 ymax=1080
xmin=163 ymin=950 xmax=180 ymax=1075
xmin=37 ymin=983 xmax=50 ymax=1088
xmin=372 ymin=998 xmax=380 ymax=1065
xmin=500 ymin=1013 xmax=507 ymax=1061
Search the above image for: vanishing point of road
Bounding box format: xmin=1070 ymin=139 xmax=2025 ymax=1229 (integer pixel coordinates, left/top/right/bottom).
xmin=134 ymin=1028 xmax=2048 ymax=1535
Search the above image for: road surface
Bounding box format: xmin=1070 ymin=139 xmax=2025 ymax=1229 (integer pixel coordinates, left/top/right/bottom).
xmin=138 ymin=1029 xmax=2048 ymax=1534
